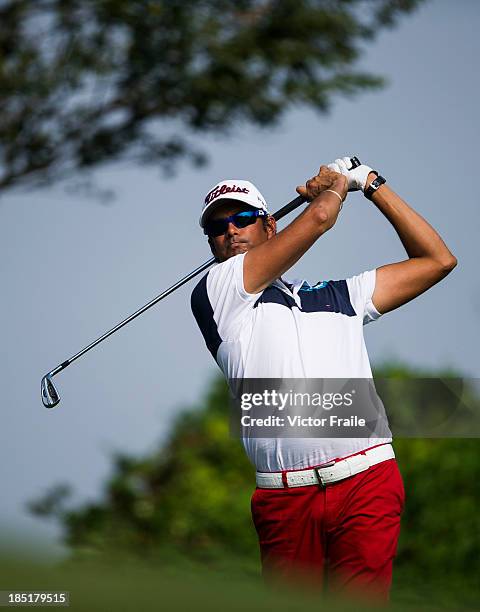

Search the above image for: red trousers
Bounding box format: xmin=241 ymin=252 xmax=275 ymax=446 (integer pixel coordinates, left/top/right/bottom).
xmin=251 ymin=458 xmax=405 ymax=603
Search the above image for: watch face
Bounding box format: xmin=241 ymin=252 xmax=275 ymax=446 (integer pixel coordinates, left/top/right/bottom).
xmin=365 ymin=176 xmax=385 ymax=200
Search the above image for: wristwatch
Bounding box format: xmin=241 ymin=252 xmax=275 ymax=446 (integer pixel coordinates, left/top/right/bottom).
xmin=364 ymin=174 xmax=386 ymax=200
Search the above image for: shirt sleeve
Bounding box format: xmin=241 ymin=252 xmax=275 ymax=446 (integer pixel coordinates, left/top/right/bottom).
xmin=345 ymin=269 xmax=382 ymax=325
xmin=191 ymin=253 xmax=262 ymax=345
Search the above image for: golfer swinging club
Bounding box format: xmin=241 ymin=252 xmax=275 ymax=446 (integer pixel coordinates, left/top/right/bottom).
xmin=191 ymin=157 xmax=456 ymax=601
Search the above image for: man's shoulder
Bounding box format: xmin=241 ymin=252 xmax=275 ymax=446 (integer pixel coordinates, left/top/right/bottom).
xmin=191 ymin=255 xmax=244 ymax=294
xmin=190 ymin=255 xmax=241 ymax=306
xmin=191 ymin=271 xmax=209 ymax=307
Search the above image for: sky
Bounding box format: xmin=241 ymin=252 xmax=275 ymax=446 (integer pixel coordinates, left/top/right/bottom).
xmin=1 ymin=0 xmax=478 ymax=558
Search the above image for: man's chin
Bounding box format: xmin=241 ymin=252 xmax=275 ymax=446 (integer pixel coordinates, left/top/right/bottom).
xmin=218 ymin=243 xmax=250 ymax=261
xmin=228 ymin=243 xmax=249 ymax=254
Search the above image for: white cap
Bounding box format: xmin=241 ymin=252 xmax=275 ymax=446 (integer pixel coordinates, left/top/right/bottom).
xmin=199 ymin=179 xmax=269 ymax=229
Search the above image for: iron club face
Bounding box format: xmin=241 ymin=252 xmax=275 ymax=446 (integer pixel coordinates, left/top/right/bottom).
xmin=41 ymin=375 xmax=60 ymax=408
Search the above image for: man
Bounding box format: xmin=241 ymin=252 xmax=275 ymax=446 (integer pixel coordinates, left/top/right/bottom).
xmin=190 ymin=158 xmax=457 ymax=602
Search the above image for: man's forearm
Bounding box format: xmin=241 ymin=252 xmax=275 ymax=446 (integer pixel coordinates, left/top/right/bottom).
xmin=366 ymin=175 xmax=457 ymax=269
xmin=243 ymin=174 xmax=347 ymax=294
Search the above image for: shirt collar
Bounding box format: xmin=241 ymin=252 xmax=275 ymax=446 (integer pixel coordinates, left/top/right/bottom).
xmin=274 ymin=277 xmax=306 ymax=296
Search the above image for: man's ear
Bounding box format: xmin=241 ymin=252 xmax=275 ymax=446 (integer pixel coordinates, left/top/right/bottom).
xmin=266 ymin=216 xmax=277 ymax=240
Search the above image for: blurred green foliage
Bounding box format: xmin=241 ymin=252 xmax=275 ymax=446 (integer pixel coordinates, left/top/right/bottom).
xmin=5 ymin=553 xmax=471 ymax=612
xmin=31 ymin=375 xmax=258 ymax=562
xmin=0 ymin=0 xmax=424 ymax=192
xmin=29 ymin=363 xmax=479 ymax=607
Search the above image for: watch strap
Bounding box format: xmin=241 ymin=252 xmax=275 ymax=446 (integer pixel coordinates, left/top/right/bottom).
xmin=364 ymin=175 xmax=386 ymax=200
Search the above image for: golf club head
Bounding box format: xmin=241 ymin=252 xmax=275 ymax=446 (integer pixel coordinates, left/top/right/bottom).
xmin=41 ymin=375 xmax=60 ymax=408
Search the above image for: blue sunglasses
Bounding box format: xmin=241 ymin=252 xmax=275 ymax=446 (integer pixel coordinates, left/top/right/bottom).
xmin=204 ymin=209 xmax=266 ymax=237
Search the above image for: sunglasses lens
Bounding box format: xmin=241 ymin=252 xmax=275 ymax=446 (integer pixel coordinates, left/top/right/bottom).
xmin=205 ymin=219 xmax=228 ymax=237
xmin=205 ymin=211 xmax=260 ymax=236
xmin=233 ymin=211 xmax=257 ymax=228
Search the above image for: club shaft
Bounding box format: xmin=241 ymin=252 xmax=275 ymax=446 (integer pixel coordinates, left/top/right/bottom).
xmin=51 ymin=258 xmax=214 ymax=374
xmin=47 ymin=194 xmax=306 ymax=377
xmin=273 ymin=195 xmax=305 ymax=222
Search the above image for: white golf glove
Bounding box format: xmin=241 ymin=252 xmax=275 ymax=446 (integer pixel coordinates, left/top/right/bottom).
xmin=327 ymin=156 xmax=374 ymax=192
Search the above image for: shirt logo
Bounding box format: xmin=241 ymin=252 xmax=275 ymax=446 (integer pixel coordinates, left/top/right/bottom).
xmin=205 ymin=184 xmax=249 ymax=205
xmin=299 ymin=281 xmax=328 ymax=292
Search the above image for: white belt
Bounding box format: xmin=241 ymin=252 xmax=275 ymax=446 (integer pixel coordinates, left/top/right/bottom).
xmin=255 ymin=444 xmax=395 ymax=489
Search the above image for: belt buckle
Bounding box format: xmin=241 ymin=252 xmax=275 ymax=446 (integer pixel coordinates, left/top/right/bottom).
xmin=314 ymin=460 xmax=335 ymax=488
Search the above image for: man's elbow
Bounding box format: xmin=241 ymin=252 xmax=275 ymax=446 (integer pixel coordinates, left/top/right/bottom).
xmin=435 ymin=254 xmax=458 ymax=276
xmin=312 ymin=204 xmax=335 ymax=232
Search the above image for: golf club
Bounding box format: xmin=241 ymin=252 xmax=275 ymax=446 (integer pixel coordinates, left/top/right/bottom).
xmin=41 ymin=157 xmax=361 ymax=409
xmin=41 ymin=194 xmax=309 ymax=408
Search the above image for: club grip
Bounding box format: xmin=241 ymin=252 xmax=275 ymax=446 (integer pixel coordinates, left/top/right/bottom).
xmin=270 ymin=157 xmax=361 ymax=222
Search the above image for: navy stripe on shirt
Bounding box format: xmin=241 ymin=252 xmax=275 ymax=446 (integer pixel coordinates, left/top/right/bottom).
xmin=300 ymin=280 xmax=356 ymax=315
xmin=254 ymin=280 xmax=356 ymax=316
xmin=190 ymin=273 xmax=223 ymax=360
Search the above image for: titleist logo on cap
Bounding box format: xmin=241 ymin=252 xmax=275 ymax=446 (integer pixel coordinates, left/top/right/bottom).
xmin=204 ymin=184 xmax=249 ymax=205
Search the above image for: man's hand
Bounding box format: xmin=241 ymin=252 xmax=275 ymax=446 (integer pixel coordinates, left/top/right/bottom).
xmin=296 ymin=165 xmax=348 ymax=201
xmin=327 ymin=156 xmax=376 ymax=192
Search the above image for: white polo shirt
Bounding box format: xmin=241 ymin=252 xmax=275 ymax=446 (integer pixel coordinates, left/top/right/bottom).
xmin=191 ymin=253 xmax=392 ymax=471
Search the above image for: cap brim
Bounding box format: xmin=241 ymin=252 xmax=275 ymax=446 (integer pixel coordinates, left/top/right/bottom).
xmin=200 ymin=196 xmax=262 ymax=228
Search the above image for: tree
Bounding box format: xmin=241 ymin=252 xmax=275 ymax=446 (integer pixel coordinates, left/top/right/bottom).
xmin=0 ymin=0 xmax=424 ymax=193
